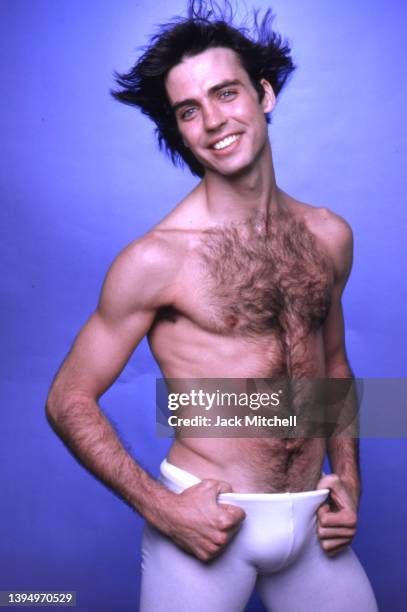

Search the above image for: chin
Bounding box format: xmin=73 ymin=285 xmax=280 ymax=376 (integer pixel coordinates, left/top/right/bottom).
xmin=214 ymin=159 xmax=256 ymax=178
xmin=202 ymin=153 xmax=256 ymax=178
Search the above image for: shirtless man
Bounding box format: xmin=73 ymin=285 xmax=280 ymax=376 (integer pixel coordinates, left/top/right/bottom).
xmin=46 ymin=3 xmax=378 ymax=610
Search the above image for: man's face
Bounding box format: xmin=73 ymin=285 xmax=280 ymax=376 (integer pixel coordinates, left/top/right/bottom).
xmin=165 ymin=47 xmax=275 ymax=177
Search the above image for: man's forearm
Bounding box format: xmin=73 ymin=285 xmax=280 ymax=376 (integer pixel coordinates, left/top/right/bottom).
xmin=327 ymin=437 xmax=360 ymax=506
xmin=46 ymin=392 xmax=173 ymax=531
xmin=326 ymin=361 xmax=360 ymax=507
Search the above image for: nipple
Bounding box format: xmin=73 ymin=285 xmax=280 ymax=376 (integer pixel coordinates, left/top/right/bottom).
xmin=225 ymin=315 xmax=238 ymax=328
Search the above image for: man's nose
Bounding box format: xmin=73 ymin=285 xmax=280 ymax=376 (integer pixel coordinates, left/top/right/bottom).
xmin=202 ymin=102 xmax=226 ymax=131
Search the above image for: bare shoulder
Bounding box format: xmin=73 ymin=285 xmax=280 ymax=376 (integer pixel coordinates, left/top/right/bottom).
xmin=288 ymin=198 xmax=353 ymax=282
xmin=99 ymin=230 xmax=181 ymax=318
xmin=306 ymin=206 xmax=352 ymax=254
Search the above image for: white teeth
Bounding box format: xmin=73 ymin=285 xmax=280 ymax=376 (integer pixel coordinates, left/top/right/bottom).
xmin=213 ymin=134 xmax=240 ymax=150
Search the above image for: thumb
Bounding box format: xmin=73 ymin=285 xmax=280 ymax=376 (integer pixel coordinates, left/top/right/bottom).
xmin=317 ymin=474 xmax=349 ymax=511
xmin=199 ymin=479 xmax=232 ymax=510
xmin=216 ymin=480 xmax=233 ymax=495
xmin=317 ymin=474 xmax=343 ymax=495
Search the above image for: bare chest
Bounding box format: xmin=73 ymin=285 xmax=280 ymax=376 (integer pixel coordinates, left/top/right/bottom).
xmin=183 ymin=214 xmax=333 ymax=338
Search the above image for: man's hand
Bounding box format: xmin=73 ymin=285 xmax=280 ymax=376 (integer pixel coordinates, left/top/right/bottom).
xmin=316 ymin=473 xmax=358 ymax=555
xmin=162 ymin=479 xmax=246 ymax=562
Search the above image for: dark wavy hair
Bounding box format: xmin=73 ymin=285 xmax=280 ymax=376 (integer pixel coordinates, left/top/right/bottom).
xmin=111 ymin=1 xmax=295 ymax=177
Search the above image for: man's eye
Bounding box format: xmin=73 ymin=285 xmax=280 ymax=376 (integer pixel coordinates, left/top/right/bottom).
xmin=220 ymin=90 xmax=237 ymax=100
xmin=180 ymin=107 xmax=196 ymax=120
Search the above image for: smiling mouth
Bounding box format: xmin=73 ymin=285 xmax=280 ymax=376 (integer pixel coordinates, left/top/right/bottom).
xmin=211 ymin=134 xmax=241 ymax=151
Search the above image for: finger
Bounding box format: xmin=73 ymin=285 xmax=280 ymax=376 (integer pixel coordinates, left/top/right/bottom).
xmin=216 ymin=480 xmax=234 ymax=495
xmin=196 ymin=548 xmax=214 ymax=563
xmin=316 ymin=473 xmax=343 ymax=494
xmin=205 ymin=540 xmax=229 ymax=561
xmin=320 ymin=537 xmax=351 ymax=555
xmin=318 ymin=474 xmax=356 ymax=514
xmin=317 ymin=503 xmax=331 ymax=518
xmin=326 ymin=545 xmax=349 ymax=557
xmin=318 ymin=509 xmax=356 ymax=529
xmin=196 ymin=479 xmax=232 ymax=509
xmin=318 ymin=526 xmax=355 ymax=539
xmin=226 ymin=521 xmax=243 ymax=539
xmin=217 ymin=503 xmax=246 ymax=529
xmin=212 ymin=521 xmax=242 ymax=552
xmin=321 ymin=537 xmax=350 ymax=550
xmin=212 ymin=531 xmax=229 ymax=548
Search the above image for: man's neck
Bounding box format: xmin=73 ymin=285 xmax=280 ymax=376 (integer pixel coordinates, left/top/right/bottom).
xmin=201 ymin=144 xmax=283 ymax=225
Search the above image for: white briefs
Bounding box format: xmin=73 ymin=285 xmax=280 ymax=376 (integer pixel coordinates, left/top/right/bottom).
xmin=139 ymin=460 xmax=378 ymax=611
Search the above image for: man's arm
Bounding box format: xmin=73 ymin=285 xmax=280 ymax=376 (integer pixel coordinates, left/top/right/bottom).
xmin=316 ymin=211 xmax=359 ymax=554
xmin=46 ymin=235 xmax=244 ymax=561
xmin=47 ymin=237 xmax=174 ymax=524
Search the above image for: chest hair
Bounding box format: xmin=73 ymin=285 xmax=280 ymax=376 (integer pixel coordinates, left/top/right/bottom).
xmin=200 ymin=210 xmax=333 ymax=375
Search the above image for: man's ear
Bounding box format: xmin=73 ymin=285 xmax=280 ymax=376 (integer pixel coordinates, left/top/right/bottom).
xmin=259 ymin=79 xmax=276 ymax=114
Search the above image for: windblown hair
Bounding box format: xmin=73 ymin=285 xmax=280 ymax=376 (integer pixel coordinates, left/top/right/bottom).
xmin=111 ymin=1 xmax=295 ymax=177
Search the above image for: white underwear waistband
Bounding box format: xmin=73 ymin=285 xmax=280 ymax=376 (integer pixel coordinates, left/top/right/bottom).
xmin=160 ymin=459 xmax=329 ymax=502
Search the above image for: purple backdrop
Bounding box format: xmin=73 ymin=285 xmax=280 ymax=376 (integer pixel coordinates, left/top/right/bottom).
xmin=1 ymin=1 xmax=406 ymax=610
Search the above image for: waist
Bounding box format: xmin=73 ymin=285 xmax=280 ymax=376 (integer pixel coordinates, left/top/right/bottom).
xmin=160 ymin=459 xmax=329 ymax=504
xmin=167 ymin=437 xmax=326 ymax=492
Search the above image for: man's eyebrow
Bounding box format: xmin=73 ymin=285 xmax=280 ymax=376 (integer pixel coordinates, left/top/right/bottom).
xmin=209 ymin=79 xmax=242 ymax=94
xmin=171 ymin=80 xmax=243 ymax=113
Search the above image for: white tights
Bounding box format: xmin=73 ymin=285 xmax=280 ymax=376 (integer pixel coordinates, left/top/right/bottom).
xmin=140 ymin=460 xmax=378 ymax=611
